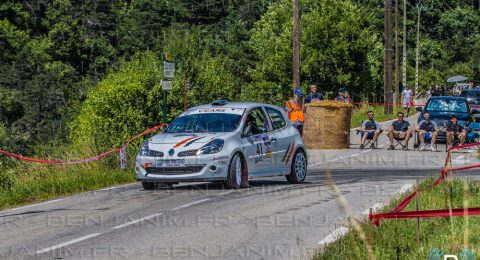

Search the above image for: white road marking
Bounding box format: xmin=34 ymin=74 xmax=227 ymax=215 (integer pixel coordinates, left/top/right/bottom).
xmin=3 ymin=198 xmax=65 ymax=212
xmin=395 ymin=183 xmax=414 ymax=196
xmin=452 ymin=159 xmax=471 ymax=164
xmin=98 ymin=186 xmax=121 ymax=191
xmin=361 ymin=203 xmax=386 ymax=215
xmin=170 ymin=198 xmax=211 ymax=211
xmin=218 ymin=191 xmax=235 ymax=196
xmin=35 ymin=233 xmax=102 ymax=255
xmin=317 ymin=227 xmax=349 ymax=246
xmin=112 ymin=213 xmax=164 ymax=230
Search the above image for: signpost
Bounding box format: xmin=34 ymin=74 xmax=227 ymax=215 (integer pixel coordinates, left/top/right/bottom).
xmin=161 ymin=80 xmax=173 ymax=91
xmin=162 ymin=53 xmax=175 ymax=123
xmin=163 ymin=61 xmax=176 ymax=78
xmin=119 ymin=148 xmax=127 ymax=170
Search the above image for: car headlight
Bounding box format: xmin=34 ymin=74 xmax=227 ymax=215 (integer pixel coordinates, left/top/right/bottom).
xmin=139 ymin=141 xmax=150 ymax=156
xmin=196 ymin=139 xmax=224 ymax=155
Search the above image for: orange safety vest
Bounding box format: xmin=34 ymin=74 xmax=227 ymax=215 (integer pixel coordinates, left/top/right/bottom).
xmin=286 ymin=99 xmax=304 ymax=123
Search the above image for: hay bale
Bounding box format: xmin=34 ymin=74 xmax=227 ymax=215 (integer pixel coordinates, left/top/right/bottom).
xmin=303 ymin=100 xmax=353 ymax=149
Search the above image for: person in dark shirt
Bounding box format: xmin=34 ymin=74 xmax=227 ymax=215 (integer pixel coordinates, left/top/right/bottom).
xmin=387 ymin=112 xmax=413 ymax=150
xmin=305 ymin=84 xmax=323 ymax=103
xmin=444 ymin=114 xmax=466 ymax=146
xmin=416 ymin=111 xmax=439 ymax=151
xmin=359 ymin=110 xmax=381 ymax=149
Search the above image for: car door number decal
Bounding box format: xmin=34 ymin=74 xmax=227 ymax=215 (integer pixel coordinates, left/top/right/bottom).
xmin=251 ymin=134 xmax=273 ymax=163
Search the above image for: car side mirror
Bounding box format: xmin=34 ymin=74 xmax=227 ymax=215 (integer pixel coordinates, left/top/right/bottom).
xmin=415 ymin=107 xmax=423 ymax=112
xmin=241 ymin=124 xmax=252 ymax=137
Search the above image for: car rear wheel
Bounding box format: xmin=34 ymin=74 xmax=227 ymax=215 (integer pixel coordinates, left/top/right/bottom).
xmin=226 ymin=153 xmax=246 ymax=189
xmin=286 ymin=149 xmax=307 ymax=184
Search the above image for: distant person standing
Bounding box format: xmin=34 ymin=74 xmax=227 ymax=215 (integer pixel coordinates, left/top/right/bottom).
xmin=426 ymin=87 xmax=432 ymax=100
xmin=285 ymin=88 xmax=305 ymax=135
xmin=335 ymin=87 xmax=352 ymax=103
xmin=305 ymin=84 xmax=323 ymax=103
xmin=402 ymin=86 xmax=413 ymax=117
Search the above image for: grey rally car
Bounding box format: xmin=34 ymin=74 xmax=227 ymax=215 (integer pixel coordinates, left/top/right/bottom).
xmin=135 ymin=100 xmax=307 ymax=189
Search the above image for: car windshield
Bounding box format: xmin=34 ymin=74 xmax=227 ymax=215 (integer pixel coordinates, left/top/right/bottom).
xmin=426 ymin=99 xmax=468 ymax=113
xmin=460 ymin=91 xmax=480 ymax=98
xmin=165 ymin=113 xmax=242 ymax=133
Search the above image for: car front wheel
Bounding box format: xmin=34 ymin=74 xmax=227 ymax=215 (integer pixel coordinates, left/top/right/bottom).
xmin=226 ymin=153 xmax=246 ymax=189
xmin=142 ymin=181 xmax=156 ymax=190
xmin=286 ymin=149 xmax=307 ymax=184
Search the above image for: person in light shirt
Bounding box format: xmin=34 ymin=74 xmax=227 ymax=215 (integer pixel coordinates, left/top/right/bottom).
xmin=402 ymin=86 xmax=413 ymax=117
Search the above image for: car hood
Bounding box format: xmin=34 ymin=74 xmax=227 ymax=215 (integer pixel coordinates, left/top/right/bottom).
xmin=419 ymin=112 xmax=471 ymax=126
xmin=427 ymin=111 xmax=471 ymax=121
xmin=147 ymin=132 xmax=235 ymax=149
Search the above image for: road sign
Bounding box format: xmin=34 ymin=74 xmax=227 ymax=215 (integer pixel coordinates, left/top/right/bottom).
xmin=164 ymin=52 xmax=173 ymax=61
xmin=163 ymin=61 xmax=175 ymax=78
xmin=161 ymin=80 xmax=173 ymax=91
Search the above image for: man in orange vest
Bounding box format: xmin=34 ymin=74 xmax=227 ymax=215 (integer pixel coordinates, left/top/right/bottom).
xmin=285 ymin=88 xmax=305 ymax=135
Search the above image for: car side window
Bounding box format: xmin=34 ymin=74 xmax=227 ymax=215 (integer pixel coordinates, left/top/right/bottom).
xmin=265 ymin=107 xmax=287 ymax=130
xmin=244 ymin=108 xmax=269 ymax=136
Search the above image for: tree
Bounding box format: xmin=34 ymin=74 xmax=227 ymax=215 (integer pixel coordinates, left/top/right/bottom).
xmin=244 ymin=0 xmax=383 ymax=105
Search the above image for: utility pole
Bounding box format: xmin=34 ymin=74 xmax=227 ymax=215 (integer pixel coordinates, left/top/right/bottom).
xmin=395 ymin=0 xmax=400 ymax=104
xmin=183 ymin=71 xmax=189 ymax=111
xmin=402 ymin=0 xmax=407 ymax=91
xmin=415 ymin=1 xmax=422 ymax=94
xmin=292 ymin=0 xmax=301 ymax=90
xmin=384 ymin=0 xmax=393 ymax=114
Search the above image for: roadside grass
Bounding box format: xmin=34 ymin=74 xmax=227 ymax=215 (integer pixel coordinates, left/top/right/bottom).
xmin=0 ymin=145 xmax=138 ymax=210
xmin=315 ymin=177 xmax=480 ymax=259
xmin=0 ymin=105 xmax=401 ymax=210
xmin=351 ymin=105 xmax=404 ymax=128
xmin=0 ymin=162 xmax=135 ymax=210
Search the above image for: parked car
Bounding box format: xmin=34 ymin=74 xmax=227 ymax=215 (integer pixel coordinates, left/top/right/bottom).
xmin=460 ymin=89 xmax=480 ymax=122
xmin=416 ymin=96 xmax=478 ymax=141
xmin=135 ymin=100 xmax=307 ymax=190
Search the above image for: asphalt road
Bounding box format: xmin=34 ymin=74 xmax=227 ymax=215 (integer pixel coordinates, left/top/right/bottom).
xmin=1 ymin=114 xmax=480 ymax=260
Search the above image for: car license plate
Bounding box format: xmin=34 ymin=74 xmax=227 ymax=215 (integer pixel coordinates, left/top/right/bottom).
xmin=155 ymin=159 xmax=186 ymax=167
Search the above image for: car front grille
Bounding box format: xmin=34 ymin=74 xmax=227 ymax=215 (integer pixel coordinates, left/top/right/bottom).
xmin=146 ymin=165 xmax=205 ymax=175
xmin=434 ymin=120 xmax=449 ymax=127
xmin=149 ymin=150 xmax=164 ymax=157
xmin=178 ymin=149 xmax=199 ymax=157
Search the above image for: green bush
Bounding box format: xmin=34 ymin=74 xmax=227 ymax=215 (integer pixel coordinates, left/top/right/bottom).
xmin=70 ymin=51 xmax=164 ymax=153
xmin=71 ymin=48 xmax=240 ymax=154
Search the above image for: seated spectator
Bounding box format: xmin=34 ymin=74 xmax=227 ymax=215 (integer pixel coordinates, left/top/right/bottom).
xmin=416 ymin=111 xmax=439 ymax=151
xmin=387 ymin=112 xmax=413 ymax=151
xmin=444 ymin=114 xmax=466 ymax=147
xmin=359 ymin=110 xmax=381 ymax=149
xmin=305 ymin=84 xmax=323 ymax=103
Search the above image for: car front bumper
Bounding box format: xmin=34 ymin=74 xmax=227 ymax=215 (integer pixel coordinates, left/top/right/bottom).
xmin=135 ymin=154 xmax=230 ymax=183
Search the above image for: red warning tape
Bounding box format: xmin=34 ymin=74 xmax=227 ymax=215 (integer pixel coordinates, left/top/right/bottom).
xmin=372 ymin=207 xmax=480 ymax=220
xmin=0 ymin=124 xmax=168 ymax=165
xmin=369 ymin=141 xmax=480 ymax=225
xmin=351 ymin=101 xmax=425 ymax=107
